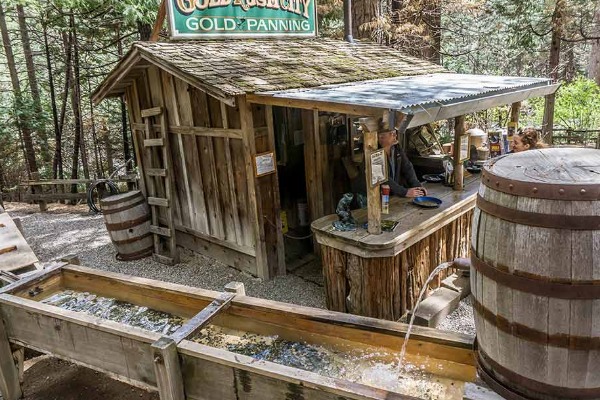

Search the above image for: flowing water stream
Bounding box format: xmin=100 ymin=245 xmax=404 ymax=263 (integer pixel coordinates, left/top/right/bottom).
xmin=397 ymin=262 xmax=454 ymax=369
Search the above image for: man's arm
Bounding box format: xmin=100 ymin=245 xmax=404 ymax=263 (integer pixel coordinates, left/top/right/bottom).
xmin=399 ymin=149 xmax=421 ymax=188
xmin=387 ymin=179 xmax=408 ymax=197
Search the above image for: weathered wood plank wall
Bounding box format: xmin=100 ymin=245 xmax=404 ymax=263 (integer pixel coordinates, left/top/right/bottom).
xmin=125 ymin=66 xmax=274 ymax=277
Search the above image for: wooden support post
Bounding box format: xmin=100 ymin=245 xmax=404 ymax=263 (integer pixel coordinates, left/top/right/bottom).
xmin=30 ymin=172 xmax=47 ymax=212
xmin=224 ymin=281 xmax=246 ymax=295
xmin=0 ymin=316 xmax=22 ymax=400
xmin=364 ymin=129 xmax=381 ymax=235
xmin=151 ymin=337 xmax=185 ymax=400
xmin=453 ymin=116 xmax=465 ymax=191
xmin=13 ymin=347 xmax=24 ymax=385
xmin=510 ymin=102 xmax=521 ymax=126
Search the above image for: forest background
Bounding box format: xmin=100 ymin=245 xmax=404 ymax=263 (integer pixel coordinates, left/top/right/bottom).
xmin=0 ymin=0 xmax=599 ymax=189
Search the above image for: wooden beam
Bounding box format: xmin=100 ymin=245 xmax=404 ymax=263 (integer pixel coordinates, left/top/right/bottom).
xmin=239 ymin=96 xmax=269 ymax=280
xmin=151 ymin=337 xmax=185 ymax=400
xmin=131 ymin=123 xmax=243 ymax=139
xmin=453 ymin=116 xmax=465 ymax=191
xmin=0 ymin=317 xmax=21 ymax=400
xmin=141 ymin=107 xmax=163 ymax=118
xmin=364 ymin=129 xmax=381 ymax=235
xmin=150 ymin=0 xmax=166 ymax=42
xmin=169 ymin=292 xmax=234 ymax=344
xmin=22 ymin=193 xmax=87 ymax=202
xmin=247 ymin=93 xmax=382 ymax=117
xmin=266 ymin=105 xmax=286 ymax=275
xmin=148 ymin=197 xmax=169 ymax=207
xmin=0 ymin=263 xmax=64 ymax=294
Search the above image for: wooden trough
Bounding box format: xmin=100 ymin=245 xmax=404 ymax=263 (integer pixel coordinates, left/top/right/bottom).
xmin=0 ymin=265 xmax=482 ymax=400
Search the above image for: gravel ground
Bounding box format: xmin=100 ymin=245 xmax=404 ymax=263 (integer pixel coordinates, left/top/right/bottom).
xmin=5 ymin=202 xmax=325 ymax=309
xmin=4 ymin=201 xmax=475 ymax=334
xmin=437 ymin=295 xmax=476 ymax=336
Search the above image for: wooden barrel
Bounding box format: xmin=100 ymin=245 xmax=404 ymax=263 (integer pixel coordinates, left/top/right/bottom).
xmin=100 ymin=191 xmax=153 ymax=261
xmin=471 ymin=148 xmax=600 ymax=400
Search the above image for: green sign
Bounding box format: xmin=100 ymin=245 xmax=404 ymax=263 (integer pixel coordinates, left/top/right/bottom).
xmin=167 ymin=0 xmax=317 ymax=38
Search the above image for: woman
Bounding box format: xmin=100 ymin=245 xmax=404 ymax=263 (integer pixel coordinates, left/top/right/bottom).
xmin=511 ymin=128 xmax=547 ymax=152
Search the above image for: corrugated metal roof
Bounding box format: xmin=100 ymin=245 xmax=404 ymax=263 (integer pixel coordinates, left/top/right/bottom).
xmin=261 ymin=73 xmax=552 ymax=110
xmin=257 ymin=73 xmax=557 ymax=126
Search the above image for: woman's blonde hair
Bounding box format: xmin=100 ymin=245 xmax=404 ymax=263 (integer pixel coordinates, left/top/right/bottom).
xmin=518 ymin=128 xmax=547 ymax=149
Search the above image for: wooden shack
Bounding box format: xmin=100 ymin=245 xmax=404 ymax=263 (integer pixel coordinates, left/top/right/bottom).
xmin=92 ymin=39 xmax=446 ymax=279
xmin=93 ymin=38 xmax=558 ymax=286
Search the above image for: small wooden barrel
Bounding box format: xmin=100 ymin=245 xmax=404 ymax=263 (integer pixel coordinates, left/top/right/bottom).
xmin=471 ymin=148 xmax=600 ymax=400
xmin=100 ymin=191 xmax=152 ymax=261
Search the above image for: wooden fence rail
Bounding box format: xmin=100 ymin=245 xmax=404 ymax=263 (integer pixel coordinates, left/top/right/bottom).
xmin=2 ymin=177 xmax=137 ymax=212
xmin=549 ymin=129 xmax=600 ymax=149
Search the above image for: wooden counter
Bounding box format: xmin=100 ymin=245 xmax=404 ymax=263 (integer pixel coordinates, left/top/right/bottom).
xmin=312 ymin=176 xmax=479 ymax=321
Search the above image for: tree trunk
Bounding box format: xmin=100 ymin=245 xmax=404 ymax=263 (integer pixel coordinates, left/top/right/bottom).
xmin=117 ymin=29 xmax=133 ymax=189
xmin=589 ymin=6 xmax=600 ymax=86
xmin=88 ymin=80 xmax=103 ymax=179
xmin=58 ymin=31 xmax=72 ymax=181
xmin=542 ymin=0 xmax=564 ymax=144
xmin=69 ymin=13 xmax=89 ymax=181
xmin=138 ymin=21 xmax=151 ymax=40
xmin=45 ymin=22 xmax=63 ymax=180
xmin=17 ymin=5 xmax=50 ymax=164
xmin=0 ymin=2 xmax=38 ymax=177
xmin=352 ymin=0 xmax=379 ymax=39
xmin=422 ymin=0 xmax=441 ymax=64
xmin=563 ymin=44 xmax=575 ymax=83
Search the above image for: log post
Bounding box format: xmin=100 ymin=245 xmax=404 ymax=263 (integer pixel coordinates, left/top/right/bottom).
xmin=363 ymin=128 xmax=381 ymax=235
xmin=151 ymin=337 xmax=185 ymax=400
xmin=453 ymin=116 xmax=465 ymax=191
xmin=510 ymin=102 xmax=521 ymax=126
xmin=0 ymin=316 xmax=22 ymax=400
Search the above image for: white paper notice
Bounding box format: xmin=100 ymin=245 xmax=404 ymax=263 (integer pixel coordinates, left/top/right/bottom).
xmin=372 ymin=164 xmax=384 ymax=185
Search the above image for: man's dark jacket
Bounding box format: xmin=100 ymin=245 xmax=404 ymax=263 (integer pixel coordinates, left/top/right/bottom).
xmin=387 ymin=143 xmax=421 ymax=197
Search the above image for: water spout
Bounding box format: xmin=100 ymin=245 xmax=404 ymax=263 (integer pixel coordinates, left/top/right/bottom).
xmin=397 ymin=261 xmax=454 ymax=370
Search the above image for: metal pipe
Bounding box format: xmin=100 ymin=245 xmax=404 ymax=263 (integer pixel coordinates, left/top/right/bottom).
xmin=344 ymin=0 xmax=353 ymax=42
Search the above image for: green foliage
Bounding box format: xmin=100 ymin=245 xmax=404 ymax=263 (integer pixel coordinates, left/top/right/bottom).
xmin=521 ymin=78 xmax=600 ymax=131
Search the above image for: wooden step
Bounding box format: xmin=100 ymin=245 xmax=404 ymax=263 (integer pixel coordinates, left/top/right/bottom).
xmin=153 ymin=253 xmax=175 ymax=265
xmin=144 ymin=138 xmax=164 ymax=147
xmin=141 ymin=107 xmax=162 ymax=118
xmin=148 ymin=197 xmax=169 ymax=207
xmin=147 ymin=168 xmax=167 ymax=177
xmin=150 ymin=225 xmax=172 ymax=237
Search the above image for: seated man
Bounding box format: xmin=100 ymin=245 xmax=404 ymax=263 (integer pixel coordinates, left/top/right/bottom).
xmin=377 ymin=128 xmax=427 ymax=198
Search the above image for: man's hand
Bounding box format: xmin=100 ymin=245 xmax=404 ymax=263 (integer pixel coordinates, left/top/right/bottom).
xmin=406 ymin=187 xmax=427 ymax=198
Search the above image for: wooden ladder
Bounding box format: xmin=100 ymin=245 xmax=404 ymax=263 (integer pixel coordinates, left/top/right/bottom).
xmin=141 ymin=107 xmax=179 ymax=265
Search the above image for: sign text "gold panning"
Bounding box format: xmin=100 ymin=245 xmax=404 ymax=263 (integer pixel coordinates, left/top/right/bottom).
xmin=175 ymin=0 xmax=313 ymax=19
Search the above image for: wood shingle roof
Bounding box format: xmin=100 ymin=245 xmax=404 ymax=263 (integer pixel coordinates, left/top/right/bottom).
xmin=93 ymin=38 xmax=447 ymax=104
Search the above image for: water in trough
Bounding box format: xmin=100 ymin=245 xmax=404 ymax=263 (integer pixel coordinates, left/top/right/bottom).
xmin=41 ymin=289 xmax=464 ymax=400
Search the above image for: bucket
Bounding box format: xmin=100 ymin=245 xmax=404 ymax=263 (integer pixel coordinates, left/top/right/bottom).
xmin=100 ymin=191 xmax=153 ymax=261
xmin=471 ymin=148 xmax=600 ymax=399
xmin=297 ymin=201 xmax=309 ymax=227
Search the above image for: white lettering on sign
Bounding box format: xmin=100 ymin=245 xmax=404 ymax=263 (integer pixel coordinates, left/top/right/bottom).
xmin=186 ymin=17 xmax=237 ymax=31
xmin=186 ymin=16 xmax=310 ymax=32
